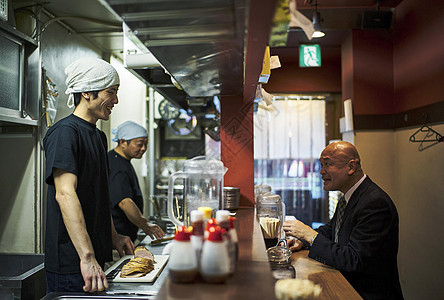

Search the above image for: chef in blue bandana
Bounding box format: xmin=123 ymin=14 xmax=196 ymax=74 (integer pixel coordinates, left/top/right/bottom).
xmin=108 ymin=121 xmax=166 ymax=243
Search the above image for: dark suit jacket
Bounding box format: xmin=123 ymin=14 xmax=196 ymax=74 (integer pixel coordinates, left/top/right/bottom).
xmin=309 ymin=177 xmax=403 ymax=300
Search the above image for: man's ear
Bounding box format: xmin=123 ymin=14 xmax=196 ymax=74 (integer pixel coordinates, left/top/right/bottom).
xmin=347 ymin=159 xmax=357 ymax=174
xmin=81 ymin=92 xmax=90 ymax=100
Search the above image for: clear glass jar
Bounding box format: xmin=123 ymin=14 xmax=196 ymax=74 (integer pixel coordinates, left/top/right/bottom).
xmin=257 ymin=192 xmax=286 ymax=248
xmin=254 ymin=184 xmax=272 ymax=202
xmin=267 ymin=245 xmax=295 ymax=280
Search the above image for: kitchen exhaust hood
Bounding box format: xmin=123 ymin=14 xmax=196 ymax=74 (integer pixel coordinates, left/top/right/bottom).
xmin=104 ymin=0 xmax=247 ymax=110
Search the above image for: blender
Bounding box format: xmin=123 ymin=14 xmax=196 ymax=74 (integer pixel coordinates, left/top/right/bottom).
xmin=167 ymin=156 xmax=227 ymax=227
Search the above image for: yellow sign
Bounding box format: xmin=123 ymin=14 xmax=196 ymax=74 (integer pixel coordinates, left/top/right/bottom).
xmin=259 ymin=46 xmax=271 ymax=84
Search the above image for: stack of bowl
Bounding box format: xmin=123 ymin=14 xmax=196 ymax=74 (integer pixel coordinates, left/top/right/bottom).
xmin=223 ymin=187 xmax=240 ymax=211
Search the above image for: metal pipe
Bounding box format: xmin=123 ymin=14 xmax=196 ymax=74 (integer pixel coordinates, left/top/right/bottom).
xmin=147 ymin=87 xmax=156 ymax=215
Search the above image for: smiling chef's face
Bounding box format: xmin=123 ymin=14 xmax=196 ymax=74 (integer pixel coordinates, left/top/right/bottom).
xmin=84 ymin=85 xmax=119 ymax=122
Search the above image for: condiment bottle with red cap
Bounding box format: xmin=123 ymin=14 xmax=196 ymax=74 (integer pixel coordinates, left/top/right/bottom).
xmin=216 ymin=210 xmax=236 ymax=275
xmin=204 ymin=217 xmax=217 ymax=239
xmin=169 ymin=226 xmax=198 ymax=283
xmin=200 ymin=226 xmax=230 ymax=283
xmin=198 ymin=206 xmax=212 ymax=224
xmin=229 ymin=216 xmax=239 ymax=264
xmin=190 ymin=210 xmax=205 ymax=262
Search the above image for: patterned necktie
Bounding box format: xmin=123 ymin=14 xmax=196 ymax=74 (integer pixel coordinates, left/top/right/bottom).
xmin=334 ymin=195 xmax=347 ymax=243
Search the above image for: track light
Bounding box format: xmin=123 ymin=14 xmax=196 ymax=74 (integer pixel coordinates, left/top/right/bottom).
xmin=312 ymin=1 xmax=325 ymax=38
xmin=312 ymin=11 xmax=325 ymax=38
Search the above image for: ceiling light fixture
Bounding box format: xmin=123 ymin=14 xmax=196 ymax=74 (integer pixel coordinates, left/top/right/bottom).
xmin=312 ymin=1 xmax=325 ymax=38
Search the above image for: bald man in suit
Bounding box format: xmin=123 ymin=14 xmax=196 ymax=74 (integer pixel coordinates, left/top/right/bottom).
xmin=283 ymin=141 xmax=403 ymax=299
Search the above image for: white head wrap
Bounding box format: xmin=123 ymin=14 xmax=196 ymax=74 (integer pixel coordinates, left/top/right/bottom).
xmin=112 ymin=121 xmax=148 ymax=142
xmin=64 ymin=58 xmax=120 ymax=108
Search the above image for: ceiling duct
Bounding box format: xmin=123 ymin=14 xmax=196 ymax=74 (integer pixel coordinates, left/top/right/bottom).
xmin=105 ymin=0 xmax=247 ymax=103
xmin=123 ymin=23 xmax=161 ymax=69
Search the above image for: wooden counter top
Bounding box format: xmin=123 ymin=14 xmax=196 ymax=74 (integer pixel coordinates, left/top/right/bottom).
xmin=291 ymin=250 xmax=362 ymax=299
xmin=155 ymin=207 xmax=361 ymax=299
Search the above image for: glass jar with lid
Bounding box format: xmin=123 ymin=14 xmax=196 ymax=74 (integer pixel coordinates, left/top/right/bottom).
xmin=256 ymin=192 xmax=286 ymax=249
xmin=254 ymin=184 xmax=272 ymax=203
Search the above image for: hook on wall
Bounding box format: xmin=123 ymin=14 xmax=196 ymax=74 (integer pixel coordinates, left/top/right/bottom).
xmin=409 ymin=115 xmax=444 ymax=151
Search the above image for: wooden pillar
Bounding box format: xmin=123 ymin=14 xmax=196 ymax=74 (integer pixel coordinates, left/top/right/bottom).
xmin=220 ymin=0 xmax=278 ymax=206
xmin=220 ymin=95 xmax=254 ymax=206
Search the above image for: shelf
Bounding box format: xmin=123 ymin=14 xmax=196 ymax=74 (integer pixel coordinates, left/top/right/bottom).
xmin=0 ymin=22 xmax=37 ymax=47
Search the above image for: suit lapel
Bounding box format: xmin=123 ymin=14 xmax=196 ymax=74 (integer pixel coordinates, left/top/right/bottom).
xmin=341 ymin=176 xmax=373 ymax=224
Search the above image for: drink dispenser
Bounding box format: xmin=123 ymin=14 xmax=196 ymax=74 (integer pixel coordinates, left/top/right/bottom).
xmin=256 ymin=192 xmax=286 ymax=248
xmin=168 ymin=156 xmax=227 ymax=227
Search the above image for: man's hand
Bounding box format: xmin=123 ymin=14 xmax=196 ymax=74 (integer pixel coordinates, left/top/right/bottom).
xmin=286 ymin=238 xmax=305 ymax=252
xmin=118 ymin=198 xmax=165 ymax=240
xmin=144 ymin=223 xmax=166 ymax=240
xmin=80 ymin=258 xmax=108 ymax=293
xmin=110 ymin=215 xmax=135 ymax=257
xmin=112 ymin=232 xmax=135 ymax=257
xmin=283 ymin=220 xmax=317 ymax=242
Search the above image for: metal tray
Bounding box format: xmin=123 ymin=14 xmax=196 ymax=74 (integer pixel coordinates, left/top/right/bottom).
xmin=104 ymin=255 xmax=168 ymax=283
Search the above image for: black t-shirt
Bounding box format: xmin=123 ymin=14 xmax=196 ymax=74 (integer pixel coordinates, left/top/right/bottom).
xmin=43 ymin=114 xmax=112 ymax=274
xmin=108 ymin=149 xmax=144 ymax=242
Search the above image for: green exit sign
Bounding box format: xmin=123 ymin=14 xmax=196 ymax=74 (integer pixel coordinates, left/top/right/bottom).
xmin=299 ymin=44 xmax=321 ymax=67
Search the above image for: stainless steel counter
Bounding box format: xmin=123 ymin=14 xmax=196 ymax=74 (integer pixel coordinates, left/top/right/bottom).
xmin=42 ymin=236 xmax=172 ymax=300
xmin=0 ymin=253 xmax=45 ymax=300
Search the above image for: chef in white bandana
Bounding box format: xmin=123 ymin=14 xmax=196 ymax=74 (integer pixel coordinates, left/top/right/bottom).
xmin=43 ymin=58 xmax=134 ymax=294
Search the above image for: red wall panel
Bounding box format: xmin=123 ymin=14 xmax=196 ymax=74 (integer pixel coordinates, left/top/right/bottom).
xmin=393 ymin=0 xmax=444 ymax=112
xmin=220 ymin=95 xmax=254 ymax=207
xmin=350 ymin=30 xmax=394 ymax=115
xmin=266 ymin=47 xmax=342 ymax=93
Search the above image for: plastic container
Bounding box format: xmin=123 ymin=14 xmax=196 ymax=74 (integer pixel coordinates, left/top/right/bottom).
xmin=190 ymin=210 xmax=205 ymax=262
xmin=204 ymin=218 xmax=217 ymax=239
xmin=216 ymin=210 xmax=236 ymax=274
xmin=168 ymin=226 xmax=198 ymax=283
xmin=215 ymin=210 xmax=231 ymax=230
xmin=198 ymin=206 xmax=213 ymax=224
xmin=229 ymin=216 xmax=239 ymax=263
xmin=200 ymin=226 xmax=230 ymax=283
